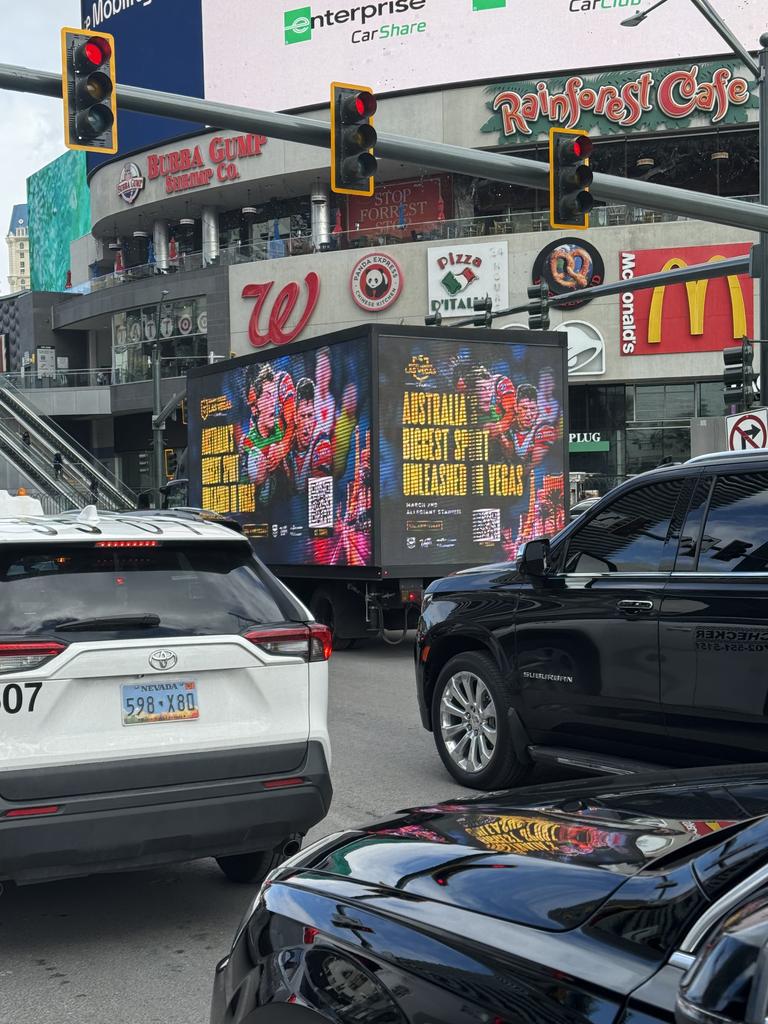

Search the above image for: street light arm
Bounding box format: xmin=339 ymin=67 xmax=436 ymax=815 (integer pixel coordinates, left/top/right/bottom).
xmin=687 ymin=0 xmax=760 ymax=78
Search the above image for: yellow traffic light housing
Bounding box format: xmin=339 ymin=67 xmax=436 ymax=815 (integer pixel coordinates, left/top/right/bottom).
xmin=330 ymin=82 xmax=377 ymax=197
xmin=61 ymin=27 xmax=118 ymax=154
xmin=549 ymin=127 xmax=593 ymax=230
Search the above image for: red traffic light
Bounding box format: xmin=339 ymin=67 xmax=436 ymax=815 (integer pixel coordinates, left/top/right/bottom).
xmin=572 ymin=135 xmax=593 ymax=159
xmin=354 ymin=92 xmax=376 ymax=117
xmin=83 ymin=36 xmax=111 ymax=66
xmin=341 ymin=90 xmax=377 ymax=123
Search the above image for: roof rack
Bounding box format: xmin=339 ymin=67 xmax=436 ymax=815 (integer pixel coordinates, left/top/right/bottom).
xmin=686 ymin=449 xmax=768 ymax=465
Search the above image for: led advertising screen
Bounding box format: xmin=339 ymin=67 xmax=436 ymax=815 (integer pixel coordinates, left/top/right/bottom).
xmin=378 ymin=334 xmax=566 ymax=567
xmin=82 ymin=0 xmax=765 ymax=164
xmin=188 ymin=340 xmax=372 ymax=567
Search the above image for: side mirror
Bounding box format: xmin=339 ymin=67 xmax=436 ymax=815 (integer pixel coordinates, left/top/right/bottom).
xmin=677 ymin=905 xmax=768 ymax=1024
xmin=519 ymin=538 xmax=550 ymax=577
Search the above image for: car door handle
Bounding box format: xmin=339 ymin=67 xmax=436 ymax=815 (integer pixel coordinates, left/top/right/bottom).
xmin=617 ymin=599 xmax=654 ymax=614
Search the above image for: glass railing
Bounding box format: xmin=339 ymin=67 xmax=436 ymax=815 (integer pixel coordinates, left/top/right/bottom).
xmin=4 ymin=358 xmax=207 ymax=390
xmin=112 ymin=355 xmax=209 ymax=386
xmin=65 ymin=195 xmax=758 ymax=295
xmin=4 ymin=369 xmax=112 ymax=390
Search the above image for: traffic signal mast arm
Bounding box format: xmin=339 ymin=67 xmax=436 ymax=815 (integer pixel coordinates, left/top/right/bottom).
xmin=0 ymin=61 xmax=766 ymax=236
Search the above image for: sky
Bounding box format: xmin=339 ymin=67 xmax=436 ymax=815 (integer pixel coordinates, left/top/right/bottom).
xmin=0 ymin=0 xmax=81 ymax=293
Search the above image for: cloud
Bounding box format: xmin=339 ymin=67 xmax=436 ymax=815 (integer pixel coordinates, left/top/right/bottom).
xmin=0 ymin=0 xmax=81 ymax=294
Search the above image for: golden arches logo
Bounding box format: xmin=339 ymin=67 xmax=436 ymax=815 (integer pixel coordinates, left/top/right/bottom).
xmin=648 ymin=255 xmax=747 ymax=345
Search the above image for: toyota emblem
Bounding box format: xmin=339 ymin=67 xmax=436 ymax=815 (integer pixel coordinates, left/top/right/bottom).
xmin=149 ymin=649 xmax=177 ymax=671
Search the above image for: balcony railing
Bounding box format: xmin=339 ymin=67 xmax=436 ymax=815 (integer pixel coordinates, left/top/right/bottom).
xmin=66 ymin=196 xmax=758 ymax=296
xmin=5 ymin=357 xmax=207 ymax=391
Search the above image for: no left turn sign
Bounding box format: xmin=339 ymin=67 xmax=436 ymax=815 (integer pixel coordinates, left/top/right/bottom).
xmin=727 ymin=408 xmax=768 ymax=451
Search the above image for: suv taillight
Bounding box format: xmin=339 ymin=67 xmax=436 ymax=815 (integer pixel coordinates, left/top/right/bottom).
xmin=0 ymin=641 xmax=67 ymax=674
xmin=244 ymin=625 xmax=332 ymax=663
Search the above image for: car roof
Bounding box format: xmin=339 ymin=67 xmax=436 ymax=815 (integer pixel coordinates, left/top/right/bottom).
xmin=0 ymin=508 xmax=247 ymax=544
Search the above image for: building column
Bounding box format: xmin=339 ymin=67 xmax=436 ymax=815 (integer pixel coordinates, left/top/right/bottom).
xmin=311 ymin=183 xmax=331 ymax=252
xmin=153 ymin=219 xmax=169 ymax=271
xmin=201 ymin=207 xmax=219 ymax=265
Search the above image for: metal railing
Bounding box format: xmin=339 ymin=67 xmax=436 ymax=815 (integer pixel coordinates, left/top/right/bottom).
xmin=4 ymin=358 xmax=205 ymax=391
xmin=64 ymin=195 xmax=759 ymax=295
xmin=5 ymin=369 xmax=112 ymax=390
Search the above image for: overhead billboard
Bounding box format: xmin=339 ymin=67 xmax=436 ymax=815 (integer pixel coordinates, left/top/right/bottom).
xmin=82 ymin=0 xmax=765 ymax=162
xmin=201 ymin=0 xmax=766 ymax=111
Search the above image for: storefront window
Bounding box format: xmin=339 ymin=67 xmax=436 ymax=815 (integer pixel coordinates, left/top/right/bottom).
xmin=698 ymin=381 xmax=724 ymax=417
xmin=633 ymin=384 xmax=695 ymax=422
xmin=221 ymin=197 xmax=311 ymax=261
xmin=625 ymin=426 xmax=690 ymax=474
xmin=112 ymin=296 xmax=208 ymax=384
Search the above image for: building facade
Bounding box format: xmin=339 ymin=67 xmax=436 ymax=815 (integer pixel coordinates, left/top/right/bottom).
xmin=6 ymin=205 xmax=30 ymax=294
xmin=9 ymin=40 xmax=763 ymax=496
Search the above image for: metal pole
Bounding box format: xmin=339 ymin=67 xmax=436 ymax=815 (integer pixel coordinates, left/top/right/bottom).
xmin=687 ymin=0 xmax=760 ymax=78
xmin=152 ymin=342 xmax=164 ymax=507
xmin=0 ymin=62 xmax=767 ymax=235
xmin=759 ymin=34 xmax=768 ymax=403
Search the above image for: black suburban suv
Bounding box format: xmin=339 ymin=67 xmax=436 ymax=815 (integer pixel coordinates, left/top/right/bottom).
xmin=416 ymin=449 xmax=768 ymax=790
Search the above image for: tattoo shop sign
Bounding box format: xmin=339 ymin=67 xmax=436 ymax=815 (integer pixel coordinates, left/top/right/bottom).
xmin=481 ymin=60 xmax=757 ymax=145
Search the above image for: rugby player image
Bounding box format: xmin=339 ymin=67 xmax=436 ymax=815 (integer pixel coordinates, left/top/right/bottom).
xmin=511 ymin=383 xmax=558 ymax=466
xmin=240 ymin=362 xmax=296 ymax=506
xmin=285 ymin=378 xmax=333 ymax=494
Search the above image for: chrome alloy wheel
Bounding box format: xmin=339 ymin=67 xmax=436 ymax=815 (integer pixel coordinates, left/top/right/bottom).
xmin=439 ymin=671 xmax=498 ymax=774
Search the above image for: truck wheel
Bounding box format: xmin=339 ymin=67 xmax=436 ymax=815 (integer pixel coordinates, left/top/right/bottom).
xmin=432 ymin=652 xmax=529 ymax=791
xmin=216 ymin=835 xmax=301 ymax=884
xmin=310 ymin=592 xmax=355 ymax=651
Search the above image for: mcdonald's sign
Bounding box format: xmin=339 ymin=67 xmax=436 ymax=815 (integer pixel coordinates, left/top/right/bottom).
xmin=619 ymin=242 xmax=754 ymax=356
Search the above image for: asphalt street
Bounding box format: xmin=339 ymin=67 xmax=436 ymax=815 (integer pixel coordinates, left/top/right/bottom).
xmin=0 ymin=638 xmax=567 ymax=1024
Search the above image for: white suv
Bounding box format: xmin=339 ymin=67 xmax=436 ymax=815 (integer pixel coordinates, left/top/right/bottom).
xmin=0 ymin=509 xmax=332 ymax=885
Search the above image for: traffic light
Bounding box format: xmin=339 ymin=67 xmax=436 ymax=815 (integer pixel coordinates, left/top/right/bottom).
xmin=473 ymin=296 xmax=493 ymax=328
xmin=723 ymin=338 xmax=756 ymax=411
xmin=549 ymin=127 xmax=593 ymax=230
xmin=527 ymin=284 xmax=550 ymax=330
xmin=330 ymin=82 xmax=377 ymax=196
xmin=164 ymin=449 xmax=178 ymax=480
xmin=61 ymin=27 xmax=118 ymax=154
xmin=138 ymin=452 xmax=151 ymax=475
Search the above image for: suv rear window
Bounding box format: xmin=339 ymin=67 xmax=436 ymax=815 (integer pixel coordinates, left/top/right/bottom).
xmin=0 ymin=542 xmax=297 ymax=637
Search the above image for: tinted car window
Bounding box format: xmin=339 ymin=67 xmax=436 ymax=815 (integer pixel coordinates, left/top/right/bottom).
xmin=0 ymin=542 xmax=292 ymax=637
xmin=698 ymin=472 xmax=768 ymax=573
xmin=562 ymin=479 xmax=683 ymax=573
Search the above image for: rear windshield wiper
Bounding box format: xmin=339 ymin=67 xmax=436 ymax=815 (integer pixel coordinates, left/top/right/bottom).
xmin=52 ymin=614 xmax=162 ymax=632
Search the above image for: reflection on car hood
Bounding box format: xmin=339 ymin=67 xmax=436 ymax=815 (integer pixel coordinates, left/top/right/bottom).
xmin=307 ymin=766 xmax=768 ymax=932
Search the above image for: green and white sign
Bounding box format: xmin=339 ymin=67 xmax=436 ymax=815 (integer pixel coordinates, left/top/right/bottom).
xmin=569 ymin=433 xmax=610 ymax=453
xmin=284 ymin=6 xmax=313 ymax=43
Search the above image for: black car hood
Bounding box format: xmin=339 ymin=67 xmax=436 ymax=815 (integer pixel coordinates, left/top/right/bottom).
xmin=307 ymin=765 xmax=768 ymax=933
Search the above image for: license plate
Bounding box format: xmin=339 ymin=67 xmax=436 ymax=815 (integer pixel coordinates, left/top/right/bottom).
xmin=121 ymin=681 xmax=199 ymax=726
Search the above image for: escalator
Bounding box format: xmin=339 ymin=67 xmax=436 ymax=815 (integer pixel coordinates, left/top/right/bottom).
xmin=0 ymin=379 xmax=137 ymax=511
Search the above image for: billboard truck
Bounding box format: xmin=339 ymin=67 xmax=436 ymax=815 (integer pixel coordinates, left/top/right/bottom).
xmin=185 ymin=325 xmax=567 ymax=646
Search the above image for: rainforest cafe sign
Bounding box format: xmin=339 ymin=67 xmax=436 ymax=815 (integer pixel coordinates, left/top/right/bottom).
xmin=482 ymin=61 xmax=756 ymax=143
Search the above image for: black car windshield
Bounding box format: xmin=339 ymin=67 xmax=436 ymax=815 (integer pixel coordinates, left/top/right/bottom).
xmin=0 ymin=542 xmax=297 ymax=637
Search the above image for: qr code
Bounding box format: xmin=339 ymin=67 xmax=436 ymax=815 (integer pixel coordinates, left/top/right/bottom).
xmin=308 ymin=476 xmax=334 ymax=529
xmin=472 ymin=508 xmax=501 ymax=543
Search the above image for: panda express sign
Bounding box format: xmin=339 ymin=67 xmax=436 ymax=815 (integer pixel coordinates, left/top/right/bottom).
xmin=482 ymin=59 xmax=757 ymax=143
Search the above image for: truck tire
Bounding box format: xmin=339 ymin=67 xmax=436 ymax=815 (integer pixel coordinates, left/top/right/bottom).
xmin=310 ymin=591 xmax=355 ymax=651
xmin=432 ymin=651 xmax=529 ymax=791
